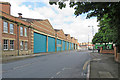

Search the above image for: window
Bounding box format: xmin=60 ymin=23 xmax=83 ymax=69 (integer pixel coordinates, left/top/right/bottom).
xmin=20 ymin=27 xmax=23 ymax=36
xmin=10 ymin=40 xmax=14 ymax=50
xmin=24 ymin=28 xmax=27 ymax=37
xmin=10 ymin=24 xmax=14 ymax=34
xmin=3 ymin=39 xmax=8 ymax=50
xmin=25 ymin=42 xmax=28 ymax=50
xmin=20 ymin=41 xmax=23 ymax=50
xmin=3 ymin=21 xmax=8 ymax=33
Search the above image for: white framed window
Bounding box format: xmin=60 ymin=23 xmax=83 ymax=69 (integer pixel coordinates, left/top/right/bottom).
xmin=10 ymin=23 xmax=14 ymax=34
xmin=3 ymin=39 xmax=8 ymax=50
xmin=20 ymin=27 xmax=23 ymax=36
xmin=25 ymin=41 xmax=28 ymax=50
xmin=3 ymin=21 xmax=8 ymax=33
xmin=20 ymin=41 xmax=23 ymax=50
xmin=24 ymin=28 xmax=27 ymax=37
xmin=10 ymin=40 xmax=14 ymax=50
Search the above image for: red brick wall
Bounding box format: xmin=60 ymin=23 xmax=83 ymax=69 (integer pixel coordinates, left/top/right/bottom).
xmin=2 ymin=17 xmax=31 ymax=56
xmin=100 ymin=47 xmax=114 ymax=54
xmin=0 ymin=2 xmax=11 ymax=15
xmin=32 ymin=20 xmax=55 ymax=36
xmin=65 ymin=34 xmax=71 ymax=42
xmin=71 ymin=37 xmax=75 ymax=43
xmin=56 ymin=30 xmax=66 ymax=40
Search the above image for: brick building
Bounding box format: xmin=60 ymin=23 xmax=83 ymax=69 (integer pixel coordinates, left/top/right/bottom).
xmin=0 ymin=2 xmax=78 ymax=57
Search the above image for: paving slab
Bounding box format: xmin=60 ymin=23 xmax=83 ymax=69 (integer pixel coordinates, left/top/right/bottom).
xmin=89 ymin=52 xmax=119 ymax=79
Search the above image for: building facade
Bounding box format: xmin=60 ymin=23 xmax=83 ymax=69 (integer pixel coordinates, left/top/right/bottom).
xmin=0 ymin=2 xmax=78 ymax=57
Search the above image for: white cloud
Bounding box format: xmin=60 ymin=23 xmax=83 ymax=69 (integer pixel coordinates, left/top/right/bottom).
xmin=0 ymin=0 xmax=99 ymax=43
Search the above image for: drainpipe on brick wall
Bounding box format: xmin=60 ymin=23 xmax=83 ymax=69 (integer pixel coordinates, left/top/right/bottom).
xmin=17 ymin=24 xmax=19 ymax=56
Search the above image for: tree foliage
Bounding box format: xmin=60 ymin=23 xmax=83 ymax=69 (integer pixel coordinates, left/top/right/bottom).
xmin=92 ymin=14 xmax=114 ymax=44
xmin=49 ymin=1 xmax=120 ymax=52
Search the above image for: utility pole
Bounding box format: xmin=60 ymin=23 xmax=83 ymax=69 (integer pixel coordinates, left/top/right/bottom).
xmin=88 ymin=26 xmax=94 ymax=52
xmin=88 ymin=35 xmax=89 ymax=50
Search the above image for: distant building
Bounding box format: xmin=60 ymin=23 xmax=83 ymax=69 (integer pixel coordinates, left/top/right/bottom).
xmin=79 ymin=42 xmax=93 ymax=50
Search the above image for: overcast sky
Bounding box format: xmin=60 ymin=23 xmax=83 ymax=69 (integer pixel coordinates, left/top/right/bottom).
xmin=0 ymin=0 xmax=99 ymax=43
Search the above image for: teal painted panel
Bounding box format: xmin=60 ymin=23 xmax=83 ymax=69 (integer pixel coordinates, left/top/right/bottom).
xmin=34 ymin=32 xmax=47 ymax=53
xmin=66 ymin=42 xmax=69 ymax=50
xmin=48 ymin=37 xmax=55 ymax=52
xmin=70 ymin=43 xmax=71 ymax=50
xmin=57 ymin=39 xmax=62 ymax=51
xmin=62 ymin=41 xmax=66 ymax=51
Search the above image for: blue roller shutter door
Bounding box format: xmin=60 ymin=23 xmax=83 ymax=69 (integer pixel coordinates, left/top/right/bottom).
xmin=66 ymin=42 xmax=69 ymax=50
xmin=70 ymin=43 xmax=71 ymax=50
xmin=68 ymin=42 xmax=70 ymax=50
xmin=34 ymin=32 xmax=47 ymax=53
xmin=48 ymin=37 xmax=55 ymax=52
xmin=57 ymin=39 xmax=62 ymax=51
xmin=62 ymin=41 xmax=65 ymax=51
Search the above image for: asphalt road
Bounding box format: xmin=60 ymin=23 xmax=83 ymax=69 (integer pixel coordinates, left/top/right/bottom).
xmin=2 ymin=50 xmax=92 ymax=78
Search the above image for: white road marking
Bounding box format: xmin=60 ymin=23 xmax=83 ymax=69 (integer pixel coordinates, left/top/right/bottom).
xmin=62 ymin=68 xmax=72 ymax=71
xmin=87 ymin=64 xmax=90 ymax=79
xmin=49 ymin=77 xmax=54 ymax=80
xmin=56 ymin=71 xmax=61 ymax=75
xmin=92 ymin=58 xmax=101 ymax=61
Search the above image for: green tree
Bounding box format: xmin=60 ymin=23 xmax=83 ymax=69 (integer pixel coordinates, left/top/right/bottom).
xmin=49 ymin=1 xmax=120 ymax=52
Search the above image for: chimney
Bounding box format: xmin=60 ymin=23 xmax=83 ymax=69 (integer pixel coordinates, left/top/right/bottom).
xmin=0 ymin=2 xmax=11 ymax=15
xmin=18 ymin=13 xmax=22 ymax=18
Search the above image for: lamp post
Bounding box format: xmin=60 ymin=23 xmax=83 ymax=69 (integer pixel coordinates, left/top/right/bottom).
xmin=88 ymin=26 xmax=94 ymax=52
xmin=88 ymin=26 xmax=94 ymax=37
xmin=88 ymin=35 xmax=89 ymax=50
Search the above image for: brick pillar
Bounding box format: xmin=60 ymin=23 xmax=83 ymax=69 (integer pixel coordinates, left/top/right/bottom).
xmin=31 ymin=29 xmax=34 ymax=54
xmin=116 ymin=53 xmax=120 ymax=63
xmin=114 ymin=47 xmax=117 ymax=58
xmin=100 ymin=47 xmax=103 ymax=53
xmin=17 ymin=24 xmax=20 ymax=56
xmin=28 ymin=27 xmax=32 ymax=55
xmin=46 ymin=35 xmax=48 ymax=52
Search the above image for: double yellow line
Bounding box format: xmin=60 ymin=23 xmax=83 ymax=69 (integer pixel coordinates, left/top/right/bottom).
xmin=83 ymin=60 xmax=90 ymax=70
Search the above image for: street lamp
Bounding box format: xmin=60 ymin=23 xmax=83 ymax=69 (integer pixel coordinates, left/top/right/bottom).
xmin=88 ymin=26 xmax=94 ymax=52
xmin=88 ymin=26 xmax=94 ymax=37
xmin=88 ymin=35 xmax=89 ymax=50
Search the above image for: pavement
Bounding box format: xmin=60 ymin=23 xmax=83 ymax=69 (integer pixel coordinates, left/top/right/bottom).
xmin=1 ymin=52 xmax=57 ymax=63
xmin=89 ymin=52 xmax=120 ymax=79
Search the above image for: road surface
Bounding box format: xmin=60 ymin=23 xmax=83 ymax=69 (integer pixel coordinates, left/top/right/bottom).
xmin=2 ymin=50 xmax=92 ymax=78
